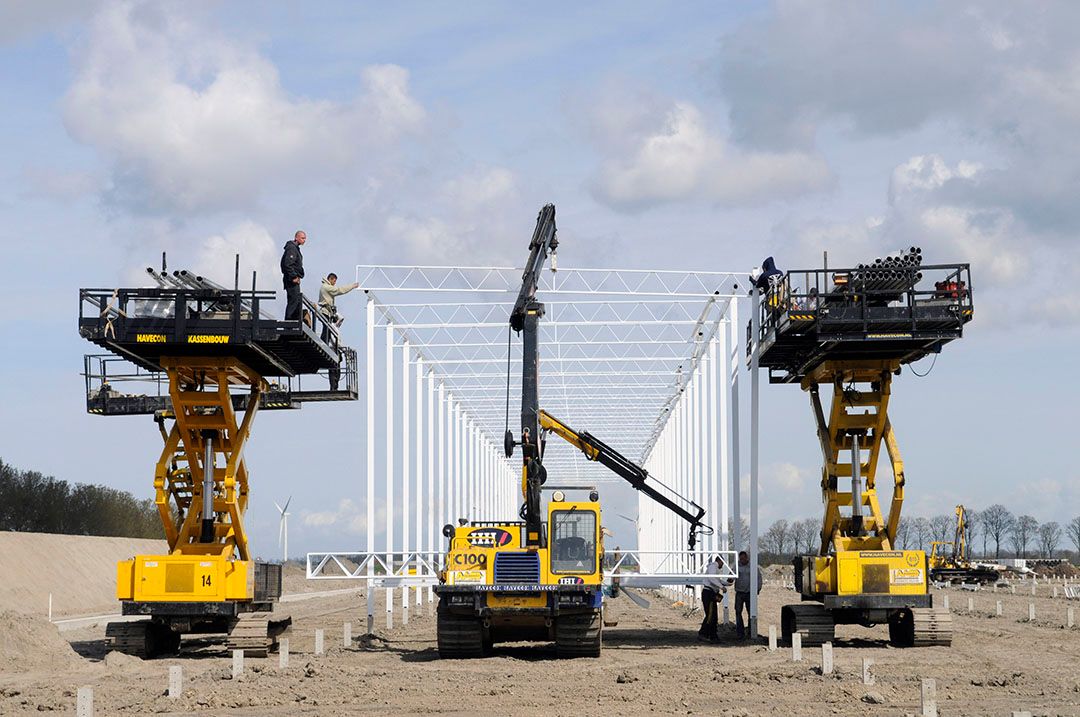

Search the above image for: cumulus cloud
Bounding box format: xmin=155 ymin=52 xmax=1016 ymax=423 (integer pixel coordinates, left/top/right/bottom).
xmin=301 ymin=498 xmax=381 ymax=535
xmin=62 ymin=1 xmax=426 ymax=213
xmin=775 ymin=153 xmax=1073 ymax=326
xmin=589 ymin=101 xmax=831 ymax=211
xmin=377 ymin=166 xmax=523 ymax=264
xmin=192 ymin=221 xmax=281 ymax=291
xmin=717 ymin=1 xmax=1080 ymax=241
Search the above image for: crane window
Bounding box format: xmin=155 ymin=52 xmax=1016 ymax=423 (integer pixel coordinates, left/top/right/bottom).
xmin=550 ymin=510 xmax=597 ymax=575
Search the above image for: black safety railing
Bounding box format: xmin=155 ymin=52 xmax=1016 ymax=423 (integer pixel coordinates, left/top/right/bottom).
xmin=750 ymin=263 xmax=973 ymax=351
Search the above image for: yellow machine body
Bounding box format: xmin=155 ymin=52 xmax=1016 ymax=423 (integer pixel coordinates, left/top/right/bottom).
xmin=443 ymin=499 xmax=604 ymax=604
xmin=118 ymin=357 xmax=265 ymax=605
xmin=783 ymin=357 xmax=949 ymax=649
xmin=117 ymin=555 xmax=251 ymax=602
xmin=803 ymin=550 xmax=927 ymax=597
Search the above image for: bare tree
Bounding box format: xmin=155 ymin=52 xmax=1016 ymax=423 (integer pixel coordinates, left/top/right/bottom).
xmin=1038 ymin=522 xmax=1062 ymax=558
xmin=965 ymin=508 xmax=981 ymax=559
xmin=912 ymin=516 xmax=931 ymax=552
xmin=763 ymin=520 xmax=790 ymax=557
xmin=728 ymin=515 xmax=751 ymax=551
xmin=788 ymin=519 xmax=810 ymax=556
xmin=929 ymin=514 xmax=953 ymax=546
xmin=1011 ymin=515 xmax=1038 ymax=558
xmin=981 ymin=504 xmax=1015 ymax=559
xmin=895 ymin=517 xmax=911 ymax=549
xmin=1069 ymin=516 xmax=1080 ymax=557
xmin=798 ymin=518 xmax=820 ymax=554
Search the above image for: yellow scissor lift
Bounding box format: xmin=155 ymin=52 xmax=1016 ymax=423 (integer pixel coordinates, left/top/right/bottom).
xmin=79 ymin=280 xmax=357 ymax=656
xmin=755 ymin=260 xmax=973 ymax=647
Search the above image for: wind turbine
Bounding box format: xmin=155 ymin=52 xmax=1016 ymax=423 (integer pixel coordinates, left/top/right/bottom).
xmin=275 ymin=497 xmax=292 ymax=564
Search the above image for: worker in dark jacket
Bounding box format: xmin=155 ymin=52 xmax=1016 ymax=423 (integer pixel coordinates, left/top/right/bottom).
xmin=281 ymin=230 xmax=306 ymax=320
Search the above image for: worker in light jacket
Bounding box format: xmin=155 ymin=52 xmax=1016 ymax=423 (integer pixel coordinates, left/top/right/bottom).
xmin=698 ymin=555 xmax=726 ymax=643
xmin=318 ymin=273 xmax=359 ymax=328
xmin=730 ymin=550 xmax=763 ymax=640
xmin=318 ymin=272 xmax=359 ymax=391
xmin=281 ymin=230 xmax=307 ymax=320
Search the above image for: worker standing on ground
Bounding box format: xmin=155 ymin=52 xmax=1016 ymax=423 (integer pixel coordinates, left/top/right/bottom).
xmin=731 ymin=550 xmax=762 ymax=640
xmin=319 ymin=272 xmax=359 ymax=391
xmin=281 ymin=230 xmax=307 ymax=320
xmin=698 ymin=555 xmax=725 ymax=643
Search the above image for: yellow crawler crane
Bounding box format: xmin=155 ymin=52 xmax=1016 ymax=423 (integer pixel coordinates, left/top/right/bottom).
xmin=753 ymin=254 xmax=973 ymax=647
xmin=435 ymin=206 xmax=710 ymax=658
xmin=79 ymin=273 xmax=357 ymax=656
xmin=928 ymin=505 xmax=999 ymax=584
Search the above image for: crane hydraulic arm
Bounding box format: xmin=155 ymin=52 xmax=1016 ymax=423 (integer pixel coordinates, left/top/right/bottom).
xmin=505 ymin=203 xmax=558 ymax=549
xmin=538 ymin=410 xmax=709 ymax=551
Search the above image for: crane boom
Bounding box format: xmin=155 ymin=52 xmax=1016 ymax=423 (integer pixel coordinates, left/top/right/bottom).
xmin=506 ymin=203 xmax=558 ymax=549
xmin=539 ymin=410 xmax=709 ymax=550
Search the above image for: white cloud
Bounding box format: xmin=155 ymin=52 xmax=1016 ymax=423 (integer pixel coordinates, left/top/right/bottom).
xmin=376 ymin=165 xmax=522 ymax=264
xmin=718 ymin=2 xmax=1080 ymax=240
xmin=192 ymin=221 xmax=281 ymax=291
xmin=62 ymin=1 xmax=426 ymax=213
xmin=590 ymin=101 xmax=831 ymax=210
xmin=301 ymin=498 xmax=383 ymax=536
xmin=782 ymin=155 xmax=1031 ymax=289
xmin=764 ymin=462 xmax=809 ymax=492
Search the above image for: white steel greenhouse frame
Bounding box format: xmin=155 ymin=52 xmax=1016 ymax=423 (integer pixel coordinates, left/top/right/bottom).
xmin=307 ymin=265 xmax=762 ymax=635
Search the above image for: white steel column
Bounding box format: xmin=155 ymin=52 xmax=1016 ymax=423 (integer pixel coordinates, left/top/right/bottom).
xmin=365 ymin=295 xmax=375 ymax=635
xmin=436 ymin=382 xmax=446 ymax=596
xmin=729 ymin=299 xmax=741 ymax=553
xmin=749 ymin=287 xmax=761 ymax=639
xmin=427 ymin=370 xmax=436 ymax=608
xmin=717 ymin=329 xmax=729 ymax=553
xmin=385 ymin=322 xmax=395 ymax=629
xmin=415 ymin=356 xmax=424 ymax=609
xmin=401 ymin=338 xmax=410 ymax=624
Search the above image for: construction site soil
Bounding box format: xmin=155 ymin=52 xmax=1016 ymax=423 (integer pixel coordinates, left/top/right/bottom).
xmin=2 ymin=577 xmax=1079 ymax=715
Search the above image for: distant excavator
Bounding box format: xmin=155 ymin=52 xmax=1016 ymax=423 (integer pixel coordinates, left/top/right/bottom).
xmin=928 ymin=505 xmax=1000 ymax=585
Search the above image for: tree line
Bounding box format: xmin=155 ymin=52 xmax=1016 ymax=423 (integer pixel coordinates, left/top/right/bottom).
xmin=0 ymin=458 xmax=162 ymax=539
xmin=757 ymin=505 xmax=1080 ymax=562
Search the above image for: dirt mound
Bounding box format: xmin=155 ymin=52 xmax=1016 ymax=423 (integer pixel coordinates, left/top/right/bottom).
xmin=0 ymin=531 xmax=166 ymax=618
xmin=0 ymin=610 xmax=84 ymax=672
xmin=1035 ymin=562 xmax=1079 ymax=578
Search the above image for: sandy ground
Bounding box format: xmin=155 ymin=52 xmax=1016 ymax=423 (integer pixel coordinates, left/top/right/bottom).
xmin=2 ymin=579 xmax=1078 ymax=716
xmin=0 ymin=532 xmax=167 ymax=618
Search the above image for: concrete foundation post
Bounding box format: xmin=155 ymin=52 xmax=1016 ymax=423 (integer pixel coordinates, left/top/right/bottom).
xmin=921 ymin=678 xmax=937 ymax=717
xmin=168 ymin=665 xmax=182 ymax=698
xmin=76 ymin=687 xmax=93 ymax=717
xmin=232 ymin=650 xmax=244 ymax=680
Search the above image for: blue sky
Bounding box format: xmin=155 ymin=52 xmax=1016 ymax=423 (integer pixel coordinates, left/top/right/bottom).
xmin=0 ymin=1 xmax=1077 ymax=558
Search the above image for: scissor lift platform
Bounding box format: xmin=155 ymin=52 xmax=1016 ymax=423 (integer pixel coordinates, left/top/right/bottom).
xmin=80 ymin=287 xmax=358 ymax=414
xmin=753 ymin=263 xmax=973 ymax=383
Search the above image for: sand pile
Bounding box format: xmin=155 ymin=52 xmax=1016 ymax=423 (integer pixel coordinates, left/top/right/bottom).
xmin=0 ymin=610 xmax=84 ymax=672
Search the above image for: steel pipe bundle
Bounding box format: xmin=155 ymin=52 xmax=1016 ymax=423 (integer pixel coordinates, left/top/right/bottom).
xmin=852 ymin=247 xmax=923 ymax=295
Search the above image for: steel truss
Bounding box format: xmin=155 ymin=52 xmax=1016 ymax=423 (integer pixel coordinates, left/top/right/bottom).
xmin=310 ymin=265 xmax=747 ymax=632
